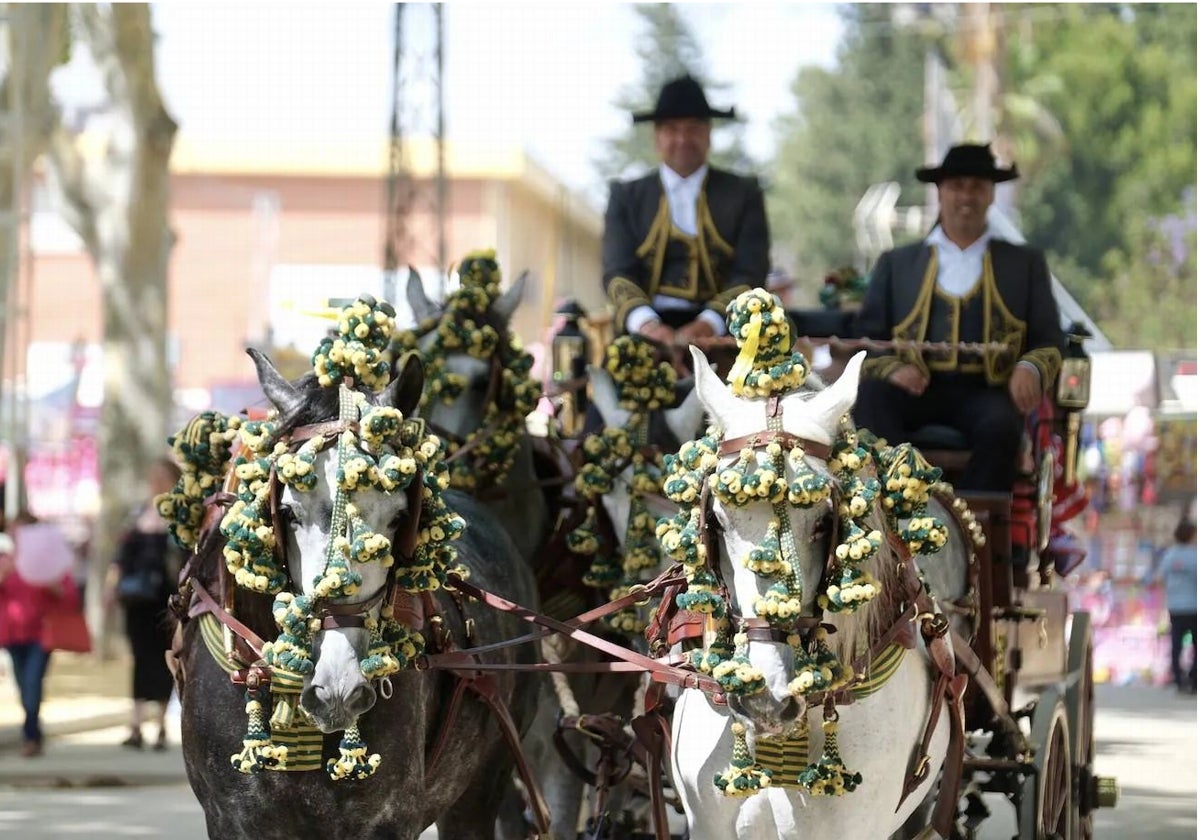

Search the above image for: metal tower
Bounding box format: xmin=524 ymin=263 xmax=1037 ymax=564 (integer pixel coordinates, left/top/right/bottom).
xmin=382 ymin=3 xmax=448 ymax=307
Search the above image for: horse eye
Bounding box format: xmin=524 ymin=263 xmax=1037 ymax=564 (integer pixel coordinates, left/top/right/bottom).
xmin=811 ymin=513 xmax=833 ymax=542
xmin=468 ymin=376 xmax=489 ymax=395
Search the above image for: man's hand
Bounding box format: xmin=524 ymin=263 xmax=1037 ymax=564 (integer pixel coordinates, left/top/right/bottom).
xmin=638 ymin=319 xmax=676 ymax=348
xmin=887 ymin=364 xmax=929 ymax=396
xmin=1009 ymin=365 xmax=1042 ymax=414
xmin=674 ymin=318 xmax=716 ymax=346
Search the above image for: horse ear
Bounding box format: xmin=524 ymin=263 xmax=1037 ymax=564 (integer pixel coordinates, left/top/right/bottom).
xmin=587 ymin=364 xmax=630 ymax=430
xmin=689 ymin=345 xmax=740 ymax=429
xmin=382 ymin=351 xmax=424 ymax=417
xmin=664 ymin=382 xmax=704 ymax=445
xmin=493 ymin=270 xmax=526 ymax=323
xmin=247 ymin=347 xmax=303 ymax=415
xmin=801 ymin=350 xmax=866 ymax=436
xmin=406 ymin=266 xmax=439 ymax=323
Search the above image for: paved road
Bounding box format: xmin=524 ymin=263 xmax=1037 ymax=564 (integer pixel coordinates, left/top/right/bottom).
xmin=0 ymin=685 xmax=1192 ymax=838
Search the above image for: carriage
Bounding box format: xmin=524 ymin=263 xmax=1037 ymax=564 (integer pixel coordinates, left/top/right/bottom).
xmin=158 ymin=256 xmax=1116 ymax=840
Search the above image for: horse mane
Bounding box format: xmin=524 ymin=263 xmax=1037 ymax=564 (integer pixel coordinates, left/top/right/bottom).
xmin=824 ymin=443 xmax=906 ymax=670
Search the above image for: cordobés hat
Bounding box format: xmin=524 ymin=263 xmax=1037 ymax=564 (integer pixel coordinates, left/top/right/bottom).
xmin=632 ymin=75 xmax=736 ymax=124
xmin=916 ymin=143 xmax=1019 ymax=184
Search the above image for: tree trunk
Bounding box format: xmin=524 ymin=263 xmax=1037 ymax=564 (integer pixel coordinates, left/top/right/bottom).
xmin=0 ymin=5 xmax=68 ymax=516
xmin=46 ymin=4 xmax=176 ymax=651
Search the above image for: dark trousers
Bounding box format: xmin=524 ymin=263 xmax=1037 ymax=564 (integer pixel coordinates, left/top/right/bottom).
xmin=1169 ymin=611 xmax=1197 ymax=691
xmin=6 ymin=642 xmax=50 ymax=743
xmin=853 ymin=375 xmax=1025 ymax=493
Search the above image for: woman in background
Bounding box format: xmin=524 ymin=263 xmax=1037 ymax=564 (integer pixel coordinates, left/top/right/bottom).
xmin=109 ymin=459 xmax=181 ymax=750
xmin=0 ymin=510 xmax=82 ymax=758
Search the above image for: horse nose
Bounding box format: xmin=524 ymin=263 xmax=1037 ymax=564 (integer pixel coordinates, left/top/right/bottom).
xmin=346 ymin=684 xmax=377 ymax=716
xmin=779 ymin=696 xmax=800 ymax=723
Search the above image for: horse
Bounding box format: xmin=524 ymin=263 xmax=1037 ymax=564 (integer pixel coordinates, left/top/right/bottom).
xmin=521 ymin=358 xmax=705 ymax=839
xmin=172 ymin=348 xmax=541 ymax=840
xmin=403 ymin=265 xmax=552 ymax=565
xmin=665 ymin=346 xmax=966 ymax=840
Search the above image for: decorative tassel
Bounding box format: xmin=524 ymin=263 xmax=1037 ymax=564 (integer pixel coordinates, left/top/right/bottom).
xmin=230 ymin=686 xmax=288 ymax=774
xmin=798 ymin=713 xmax=861 ymax=796
xmin=713 ymin=722 xmax=773 ymax=796
xmin=788 ymin=627 xmax=850 ymax=697
xmin=326 ymin=725 xmax=381 ymax=781
xmin=267 ymin=668 xmax=306 ymax=731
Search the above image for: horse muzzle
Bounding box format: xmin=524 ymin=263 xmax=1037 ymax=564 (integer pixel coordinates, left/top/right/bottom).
xmin=728 ymin=691 xmax=802 ymax=738
xmin=301 ymin=679 xmax=377 ymax=733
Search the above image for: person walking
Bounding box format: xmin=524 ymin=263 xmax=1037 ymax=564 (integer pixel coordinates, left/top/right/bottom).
xmin=108 ymin=459 xmax=182 ymax=750
xmin=0 ymin=511 xmax=82 ymax=758
xmin=1151 ymin=518 xmax=1197 ymax=694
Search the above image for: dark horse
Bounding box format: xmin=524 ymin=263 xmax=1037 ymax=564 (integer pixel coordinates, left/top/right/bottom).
xmin=173 ymin=350 xmax=540 ymax=839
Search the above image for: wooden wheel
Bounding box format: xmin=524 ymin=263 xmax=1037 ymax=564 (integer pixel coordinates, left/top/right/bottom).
xmin=1019 ymin=688 xmax=1075 ymax=840
xmin=1066 ymin=612 xmax=1096 ymax=840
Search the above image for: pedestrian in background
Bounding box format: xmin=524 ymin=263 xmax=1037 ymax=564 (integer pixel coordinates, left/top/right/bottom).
xmin=1150 ymin=516 xmax=1197 ymax=695
xmin=107 ymin=459 xmax=181 ymax=750
xmin=0 ymin=509 xmax=82 ymax=758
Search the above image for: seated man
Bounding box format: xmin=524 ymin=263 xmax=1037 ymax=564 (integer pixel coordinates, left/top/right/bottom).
xmin=853 ymin=143 xmax=1064 ymax=493
xmin=602 ymin=75 xmax=770 ymax=354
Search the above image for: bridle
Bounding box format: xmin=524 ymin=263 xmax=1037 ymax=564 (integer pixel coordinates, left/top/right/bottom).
xmin=698 ymin=408 xmax=844 ymax=645
xmin=268 ymin=417 xmax=426 ymax=634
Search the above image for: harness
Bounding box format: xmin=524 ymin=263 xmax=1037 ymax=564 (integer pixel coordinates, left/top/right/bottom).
xmin=659 ymin=394 xmax=967 ymax=835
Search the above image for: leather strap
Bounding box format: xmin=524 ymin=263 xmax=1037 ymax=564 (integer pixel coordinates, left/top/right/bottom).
xmin=717 ymin=430 xmax=832 ymax=461
xmin=630 ymin=711 xmax=673 ymax=840
xmin=467 ymin=674 xmax=553 ymax=838
xmin=289 ymin=419 xmax=359 ymax=444
xmin=437 ymin=576 xmax=722 ymax=696
xmin=445 ymin=565 xmax=687 ymax=660
xmin=191 ymin=581 xmax=268 ymax=661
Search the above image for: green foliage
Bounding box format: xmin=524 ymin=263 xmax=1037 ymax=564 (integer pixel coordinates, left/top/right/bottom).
xmin=594 ymin=4 xmax=755 ymax=183
xmin=768 ymin=3 xmax=1196 ymax=349
xmin=768 ymin=5 xmax=929 ymax=285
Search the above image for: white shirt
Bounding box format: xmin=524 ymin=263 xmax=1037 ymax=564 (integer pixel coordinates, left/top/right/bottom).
xmin=925 ymin=223 xmax=994 ymax=297
xmin=625 ymin=163 xmax=726 ymax=336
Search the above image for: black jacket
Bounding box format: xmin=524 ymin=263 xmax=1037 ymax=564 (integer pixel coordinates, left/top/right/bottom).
xmin=602 ymin=167 xmax=769 ymax=332
xmin=856 ymin=239 xmax=1064 ymax=387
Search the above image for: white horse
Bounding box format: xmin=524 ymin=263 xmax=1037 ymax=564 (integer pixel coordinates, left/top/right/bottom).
xmin=670 ymin=347 xmax=957 ymax=840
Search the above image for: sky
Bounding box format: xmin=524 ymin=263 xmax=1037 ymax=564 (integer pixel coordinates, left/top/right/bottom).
xmin=53 ymin=3 xmax=845 ymax=203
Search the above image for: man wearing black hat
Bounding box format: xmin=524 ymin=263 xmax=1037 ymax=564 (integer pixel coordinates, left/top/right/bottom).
xmin=853 ymin=143 xmax=1064 ymax=493
xmin=602 ymin=75 xmax=769 ymax=349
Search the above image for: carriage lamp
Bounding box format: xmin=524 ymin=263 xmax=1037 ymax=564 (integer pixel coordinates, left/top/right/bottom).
xmin=1056 ymin=322 xmax=1092 ymax=485
xmin=551 ymin=299 xmax=591 ymax=434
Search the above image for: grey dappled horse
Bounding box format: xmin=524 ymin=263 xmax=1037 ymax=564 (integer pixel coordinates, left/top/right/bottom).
xmin=175 ymin=351 xmax=540 ymax=840
xmin=405 ymin=271 xmax=551 ymax=565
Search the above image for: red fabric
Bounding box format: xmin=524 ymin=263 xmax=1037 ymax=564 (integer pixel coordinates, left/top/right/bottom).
xmin=0 ymin=559 xmax=79 ymax=647
xmin=42 ymin=602 xmax=92 ymax=653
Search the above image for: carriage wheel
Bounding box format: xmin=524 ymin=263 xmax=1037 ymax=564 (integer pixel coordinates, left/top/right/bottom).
xmin=1018 ymin=688 xmax=1074 ymax=840
xmin=1066 ymin=612 xmax=1096 ymax=840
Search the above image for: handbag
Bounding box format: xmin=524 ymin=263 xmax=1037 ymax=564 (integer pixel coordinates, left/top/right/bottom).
xmin=42 ymin=605 xmax=92 ymax=653
xmin=117 ymin=564 xmax=165 ymax=605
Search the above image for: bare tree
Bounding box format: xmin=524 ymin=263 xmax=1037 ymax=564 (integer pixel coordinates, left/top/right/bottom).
xmin=0 ymin=5 xmax=69 ymax=511
xmin=44 ymin=4 xmax=176 ymax=643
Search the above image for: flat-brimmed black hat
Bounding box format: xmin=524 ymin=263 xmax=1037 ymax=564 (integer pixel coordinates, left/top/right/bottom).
xmin=632 ymin=75 xmax=736 ymax=124
xmin=916 ymin=143 xmax=1019 ymax=183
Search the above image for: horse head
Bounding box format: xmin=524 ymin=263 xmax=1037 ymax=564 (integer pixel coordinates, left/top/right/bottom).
xmin=248 ymin=346 xmax=433 ymax=734
xmin=405 ymin=260 xmax=528 ymax=443
xmin=684 ymin=345 xmax=873 ymax=736
xmin=587 ymin=356 xmax=705 ymax=553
